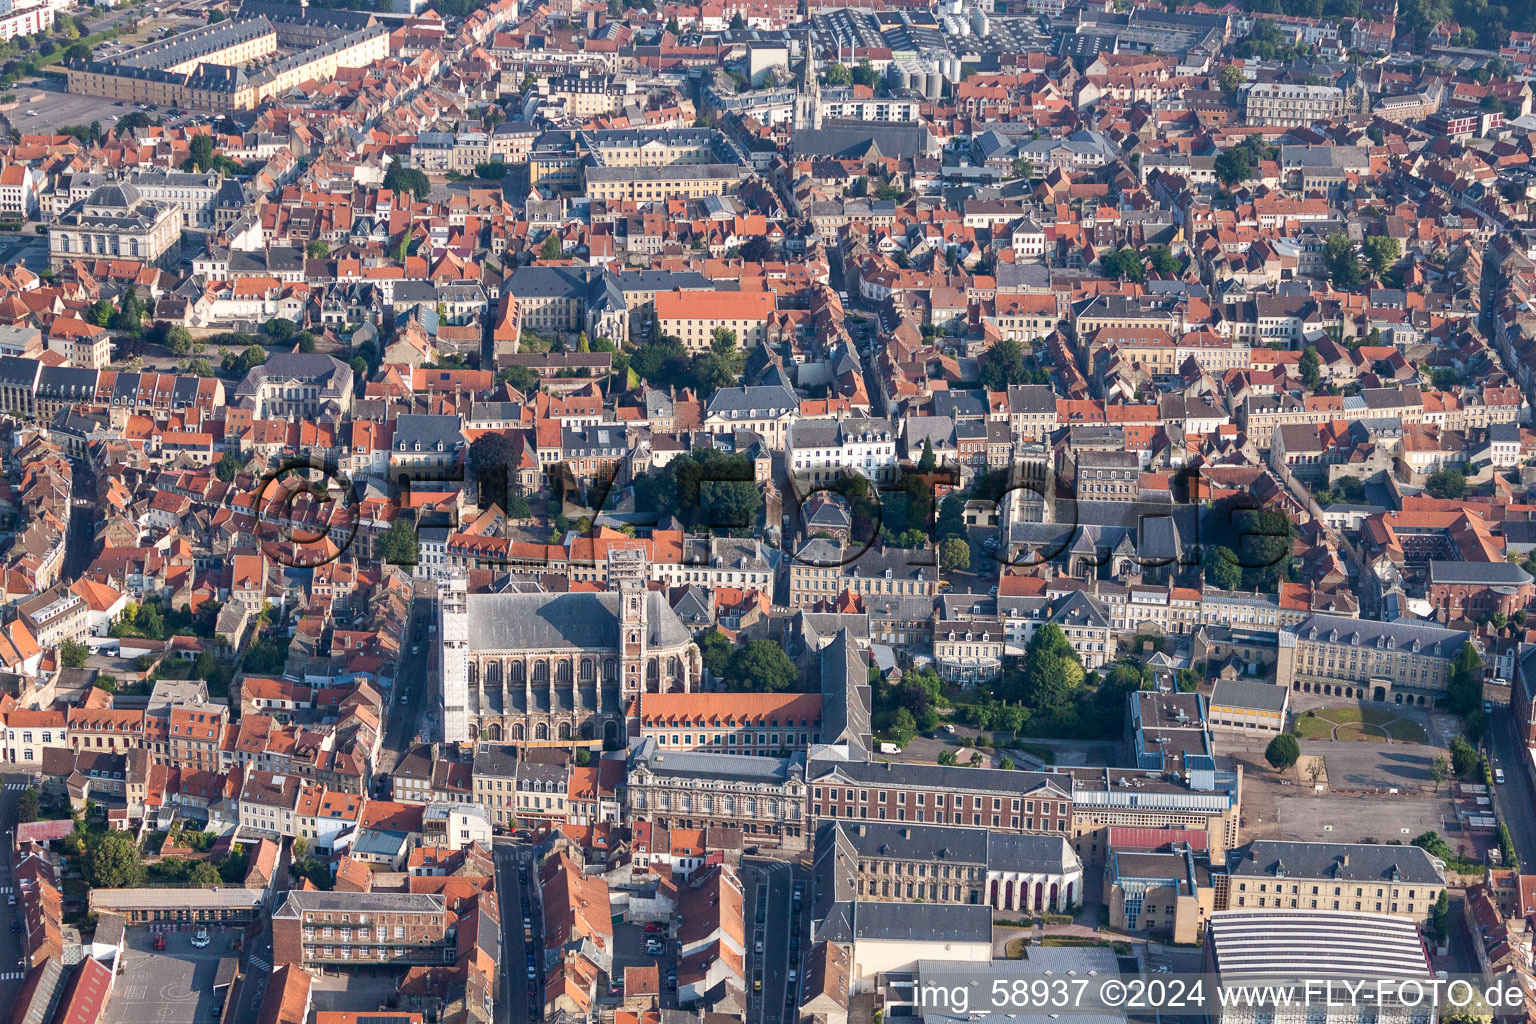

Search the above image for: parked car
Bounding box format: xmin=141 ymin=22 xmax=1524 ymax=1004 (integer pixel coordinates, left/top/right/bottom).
xmin=644 ymin=923 xmax=663 ymax=933
xmin=1496 ymin=768 xmax=1507 ymax=784
xmin=191 ymin=930 xmax=210 ymax=948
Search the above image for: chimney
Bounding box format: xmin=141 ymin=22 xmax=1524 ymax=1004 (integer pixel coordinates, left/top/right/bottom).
xmin=857 ymin=825 xmax=866 ymax=836
xmin=901 ymin=828 xmax=911 ymax=839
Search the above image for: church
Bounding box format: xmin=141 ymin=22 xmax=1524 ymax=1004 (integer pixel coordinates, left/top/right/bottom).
xmin=437 ymin=549 xmax=703 ymax=747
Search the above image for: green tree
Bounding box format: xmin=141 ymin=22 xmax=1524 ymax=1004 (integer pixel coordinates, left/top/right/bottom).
xmin=1204 ymin=545 xmax=1244 ymax=591
xmin=1214 ymin=146 xmax=1254 ymax=187
xmin=85 ymin=830 xmax=145 ymax=888
xmin=937 ymin=494 xmax=965 ymax=541
xmin=467 ymin=431 xmax=519 ymax=510
xmin=1412 ymin=830 xmax=1454 ymax=861
xmin=540 ymin=233 xmax=563 ymax=260
xmin=698 ymin=629 xmax=732 ymax=679
xmin=110 ymin=291 xmax=143 ymax=336
xmin=59 ymin=640 xmax=90 ymax=668
xmin=1146 ymin=246 xmax=1180 ymax=276
xmin=1446 ymin=643 xmax=1484 ymax=716
xmin=187 ymin=133 xmax=215 ymax=172
xmin=186 ymin=861 xmax=222 ymax=886
xmin=1299 ymin=345 xmax=1322 ymax=389
xmin=163 ymin=324 xmax=194 ymax=355
xmin=887 ymin=707 xmax=916 ymax=746
xmin=222 ymin=345 xmax=268 ymax=376
xmin=940 ymin=536 xmax=970 ymax=571
xmin=917 ymin=440 xmax=936 ymax=473
xmin=86 ymin=299 xmax=113 ymax=328
xmin=1325 ymin=233 xmax=1361 ymax=288
xmin=1449 ymin=735 xmax=1479 ymax=777
xmin=937 ymin=749 xmax=957 ymax=765
xmin=16 ymin=788 xmax=38 ymax=824
xmin=214 ymin=452 xmax=240 ymax=482
xmin=1429 ymin=756 xmax=1449 ymax=793
xmin=1431 ymin=889 xmax=1451 ymax=943
xmin=851 ymin=59 xmax=878 ymax=88
xmin=378 ymin=519 xmax=420 ymax=566
xmin=383 ymin=163 xmax=430 ymax=200
xmin=1426 ymin=469 xmax=1466 ymax=499
xmin=825 ymin=61 xmax=851 ymax=86
xmin=724 ymin=639 xmax=799 ymax=692
xmin=1265 ymin=732 xmax=1300 ymax=770
xmin=263 ymin=317 xmax=297 ymax=343
xmin=980 ymin=337 xmax=1030 ymax=390
xmin=1101 ymin=248 xmax=1146 ymax=282
xmin=1015 ymin=623 xmax=1081 ymax=711
xmin=1362 ymin=235 xmax=1401 ymax=278
xmin=1217 ymin=63 xmax=1244 ymax=94
xmin=632 ymin=450 xmax=761 ymax=534
xmin=474 ymin=161 xmax=508 ymax=179
xmin=497 ymin=364 xmax=539 ymax=394
xmin=729 ymin=11 xmax=745 ymax=29
xmin=306 ymin=240 xmax=329 ymax=260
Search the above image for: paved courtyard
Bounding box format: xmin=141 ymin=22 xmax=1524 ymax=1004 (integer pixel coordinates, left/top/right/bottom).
xmin=106 ymin=929 xmax=228 ymax=1024
xmin=309 ymin=970 xmax=405 ymax=1013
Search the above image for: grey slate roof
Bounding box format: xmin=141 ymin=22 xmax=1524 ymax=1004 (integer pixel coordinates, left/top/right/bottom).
xmin=819 ymin=629 xmax=871 ymax=755
xmin=705 ymin=384 xmax=798 ymax=419
xmin=1209 ymin=680 xmax=1290 ymax=713
xmin=630 ymin=735 xmax=802 ymax=783
xmin=1226 ymin=841 xmax=1445 ymax=885
xmin=464 ymin=591 xmax=691 ymax=652
xmin=393 ymin=414 xmax=464 ymax=452
xmin=808 ymin=751 xmax=1068 ymax=797
xmin=1289 ymin=614 xmax=1468 ymax=659
xmin=1426 ymin=560 xmax=1533 ymax=587
xmin=273 ymin=890 xmax=446 ymax=917
xmin=817 ymin=900 xmax=992 ymax=944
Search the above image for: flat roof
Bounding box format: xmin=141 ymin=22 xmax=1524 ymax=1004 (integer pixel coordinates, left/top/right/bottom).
xmin=89 ymin=887 xmax=264 ymax=909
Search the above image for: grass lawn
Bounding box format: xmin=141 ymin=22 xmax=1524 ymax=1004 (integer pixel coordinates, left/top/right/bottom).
xmin=1292 ymin=705 xmax=1428 ymax=744
xmin=1383 ymin=718 xmax=1429 ymax=742
xmin=1335 ymin=724 xmax=1387 ymax=742
xmin=1293 ymin=715 xmax=1334 ymax=739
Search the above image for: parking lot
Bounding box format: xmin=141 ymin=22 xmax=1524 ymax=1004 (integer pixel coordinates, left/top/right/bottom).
xmin=610 ymin=919 xmax=669 ymax=996
xmin=105 ymin=927 xmax=231 ymax=1024
xmin=1217 ymin=732 xmax=1445 ymax=791
xmin=5 ymin=84 xmax=133 ymax=140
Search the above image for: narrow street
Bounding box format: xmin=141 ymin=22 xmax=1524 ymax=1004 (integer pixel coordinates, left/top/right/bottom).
xmin=63 ymin=460 xmax=97 ymax=582
xmin=744 ymin=858 xmax=793 ymax=1024
xmin=0 ymin=776 xmax=30 ymax=1005
xmin=378 ymin=597 xmax=434 ymax=774
xmin=1487 ymin=710 xmax=1536 ymax=870
xmin=493 ymin=843 xmax=539 ymax=1024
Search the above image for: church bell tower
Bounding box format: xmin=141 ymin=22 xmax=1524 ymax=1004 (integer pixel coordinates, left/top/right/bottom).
xmin=610 ymin=547 xmax=649 ymax=700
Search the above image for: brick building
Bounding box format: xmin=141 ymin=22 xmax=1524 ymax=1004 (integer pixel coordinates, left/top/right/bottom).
xmin=272 ymin=891 xmax=456 ymax=969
